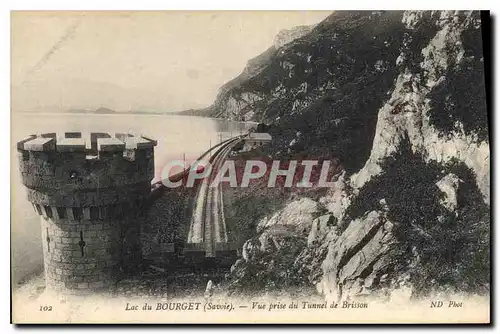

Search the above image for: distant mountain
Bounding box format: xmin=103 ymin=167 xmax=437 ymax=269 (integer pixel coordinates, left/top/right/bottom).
xmin=94 ymin=107 xmax=116 ymax=114
xmin=66 ymin=107 xmax=116 ymax=114
xmin=65 ymin=107 xmax=168 ymax=115
xmin=11 ymin=77 xmax=170 ymax=113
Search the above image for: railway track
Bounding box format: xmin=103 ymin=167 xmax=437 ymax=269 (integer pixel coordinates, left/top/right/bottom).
xmin=187 ymin=137 xmax=242 ymax=257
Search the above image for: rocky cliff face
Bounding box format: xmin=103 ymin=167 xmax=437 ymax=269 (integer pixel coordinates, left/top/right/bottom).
xmin=273 ymin=25 xmax=314 ymax=49
xmin=222 ymin=11 xmax=490 ymax=301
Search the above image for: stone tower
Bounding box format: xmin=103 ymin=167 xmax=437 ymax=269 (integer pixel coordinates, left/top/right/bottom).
xmin=17 ymin=132 xmax=157 ymax=294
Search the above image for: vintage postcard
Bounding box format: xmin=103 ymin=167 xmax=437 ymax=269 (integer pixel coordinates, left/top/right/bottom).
xmin=11 ymin=10 xmax=490 ymax=324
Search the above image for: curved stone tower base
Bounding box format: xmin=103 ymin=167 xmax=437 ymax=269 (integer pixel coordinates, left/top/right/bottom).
xmin=39 ymin=207 xmax=122 ymax=293
xmin=18 ymin=131 xmax=156 ymax=295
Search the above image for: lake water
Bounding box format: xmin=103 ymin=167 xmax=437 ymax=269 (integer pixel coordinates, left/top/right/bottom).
xmin=11 ymin=112 xmax=252 ymax=285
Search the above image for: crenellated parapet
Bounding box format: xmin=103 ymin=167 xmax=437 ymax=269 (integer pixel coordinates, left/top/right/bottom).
xmin=17 ymin=132 xmax=157 ymax=208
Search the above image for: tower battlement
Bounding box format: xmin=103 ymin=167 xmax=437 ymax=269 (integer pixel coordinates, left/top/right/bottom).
xmin=18 ymin=132 xmax=156 ymax=168
xmin=17 ymin=132 xmax=157 ymax=208
xmin=17 ymin=131 xmax=157 ymax=295
xmin=18 ymin=131 xmax=156 ymax=155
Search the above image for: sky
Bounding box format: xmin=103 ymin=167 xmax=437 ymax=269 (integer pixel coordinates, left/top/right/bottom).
xmin=11 ymin=11 xmax=331 ymax=112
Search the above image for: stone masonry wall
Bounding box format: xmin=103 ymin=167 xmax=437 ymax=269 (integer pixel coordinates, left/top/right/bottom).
xmin=40 ymin=209 xmax=121 ymax=293
xmin=17 ymin=132 xmax=156 ymax=295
